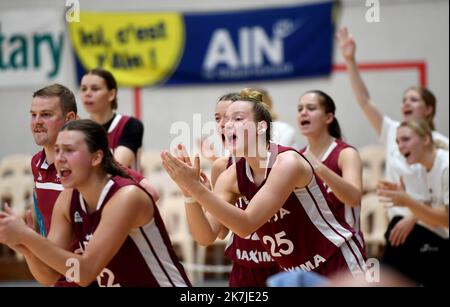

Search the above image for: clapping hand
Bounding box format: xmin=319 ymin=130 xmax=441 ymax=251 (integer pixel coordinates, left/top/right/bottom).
xmin=0 ymin=204 xmax=28 ymax=246
xmin=161 ymin=144 xmax=211 ymax=197
xmin=377 ymin=177 xmax=409 ymax=207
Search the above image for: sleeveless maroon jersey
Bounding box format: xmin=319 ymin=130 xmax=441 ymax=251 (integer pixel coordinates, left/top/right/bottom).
xmin=236 ymin=144 xmax=366 ymax=277
xmin=126 ymin=167 xmax=145 ymax=183
xmin=31 ymin=150 xmax=63 ymax=235
xmin=223 ymin=157 xmax=280 ymax=286
xmin=107 ymin=114 xmax=142 ymax=171
xmin=107 ymin=114 xmax=130 ymax=150
xmin=224 ymin=199 xmax=280 ymax=268
xmin=300 ymin=139 xmax=365 ymax=247
xmin=70 ymin=176 xmax=191 ymax=287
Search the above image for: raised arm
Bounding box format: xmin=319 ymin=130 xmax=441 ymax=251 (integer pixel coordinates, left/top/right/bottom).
xmin=337 ymin=26 xmax=384 ymax=135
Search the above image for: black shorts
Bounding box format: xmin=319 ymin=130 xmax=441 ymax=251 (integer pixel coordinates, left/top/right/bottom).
xmin=382 ymin=216 xmax=448 ymax=287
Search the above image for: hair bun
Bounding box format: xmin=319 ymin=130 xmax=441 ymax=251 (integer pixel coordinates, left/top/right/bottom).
xmin=239 ymin=88 xmax=264 ymax=103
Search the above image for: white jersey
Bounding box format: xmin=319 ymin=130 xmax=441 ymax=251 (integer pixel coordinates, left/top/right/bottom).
xmin=422 ymin=149 xmax=449 ymax=238
xmin=380 ymin=116 xmax=449 ymax=220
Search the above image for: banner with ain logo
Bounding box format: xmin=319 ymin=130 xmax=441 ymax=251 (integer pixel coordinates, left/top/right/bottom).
xmin=68 ymin=1 xmax=335 ymax=87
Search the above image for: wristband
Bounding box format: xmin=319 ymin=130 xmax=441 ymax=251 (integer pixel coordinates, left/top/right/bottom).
xmin=184 ymin=196 xmax=197 ymax=204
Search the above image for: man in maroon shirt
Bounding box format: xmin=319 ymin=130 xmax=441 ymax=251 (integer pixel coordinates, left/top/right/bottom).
xmin=31 ymin=84 xmax=159 ymax=238
xmin=30 ymin=84 xmax=78 ymax=236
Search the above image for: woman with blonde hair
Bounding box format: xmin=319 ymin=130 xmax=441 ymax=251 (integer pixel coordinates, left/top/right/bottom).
xmin=162 ymin=88 xmax=366 ymax=278
xmin=256 ymin=88 xmax=297 ymax=148
xmin=377 ymin=119 xmax=448 ymax=286
xmin=182 ymin=90 xmax=280 ymax=287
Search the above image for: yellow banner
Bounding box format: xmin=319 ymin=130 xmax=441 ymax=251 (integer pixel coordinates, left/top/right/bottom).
xmin=68 ymin=12 xmax=185 ymax=87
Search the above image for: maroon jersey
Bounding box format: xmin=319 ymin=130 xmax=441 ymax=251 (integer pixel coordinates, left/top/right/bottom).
xmin=236 ymin=144 xmax=366 ymax=277
xmin=224 ymin=199 xmax=279 ymax=268
xmin=31 ymin=150 xmax=63 ymax=235
xmin=223 ymin=158 xmax=280 ymax=286
xmin=70 ymin=176 xmax=191 ymax=287
xmin=126 ymin=167 xmax=145 ymax=183
xmin=107 ymin=114 xmax=142 ymax=171
xmin=107 ymin=114 xmax=130 ymax=150
xmin=300 ymin=139 xmax=365 ymax=247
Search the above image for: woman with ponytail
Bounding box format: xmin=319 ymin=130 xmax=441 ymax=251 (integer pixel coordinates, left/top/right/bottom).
xmin=162 ymin=88 xmax=366 ymax=278
xmin=0 ymin=119 xmax=191 ymax=287
xmin=377 ymin=119 xmax=448 ymax=286
xmin=297 ymin=90 xmax=364 ymax=246
xmin=80 ymin=68 xmax=143 ymax=171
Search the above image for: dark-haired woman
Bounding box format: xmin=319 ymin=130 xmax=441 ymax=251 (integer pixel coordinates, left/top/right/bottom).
xmin=80 ymin=68 xmax=143 ymax=170
xmin=80 ymin=68 xmax=159 ymax=201
xmin=297 ymin=90 xmax=364 ymax=247
xmin=0 ymin=119 xmax=190 ymax=287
